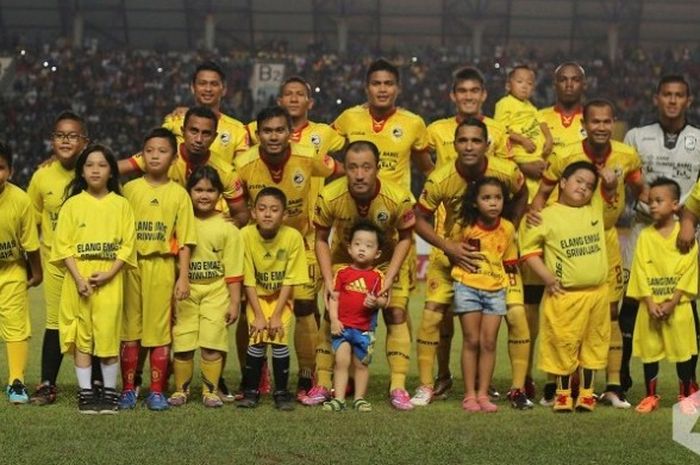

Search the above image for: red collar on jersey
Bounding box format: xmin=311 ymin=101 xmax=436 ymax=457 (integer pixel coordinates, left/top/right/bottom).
xmin=554 ymin=105 xmax=582 ymax=128
xmin=351 ymin=179 xmax=381 ymax=217
xmin=582 ymin=139 xmax=611 ymax=166
xmin=476 ymin=217 xmax=501 ymax=231
xmin=369 ymin=107 xmax=397 ymax=133
xmin=291 ymin=121 xmax=309 ymax=142
xmin=179 ymin=143 xmax=211 ymax=176
xmin=259 ymin=146 xmax=292 ymax=183
xmin=455 ymin=157 xmax=488 ymax=182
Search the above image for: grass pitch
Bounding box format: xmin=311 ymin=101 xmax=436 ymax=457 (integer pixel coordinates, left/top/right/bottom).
xmin=1 ymin=284 xmax=699 ymax=465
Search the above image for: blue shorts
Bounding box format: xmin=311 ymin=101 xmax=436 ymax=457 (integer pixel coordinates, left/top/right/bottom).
xmin=331 ymin=327 xmax=376 ymax=365
xmin=453 ymin=282 xmax=507 ymax=316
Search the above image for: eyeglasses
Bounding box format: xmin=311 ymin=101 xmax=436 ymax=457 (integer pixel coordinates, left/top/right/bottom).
xmin=52 ymin=132 xmax=84 ymax=142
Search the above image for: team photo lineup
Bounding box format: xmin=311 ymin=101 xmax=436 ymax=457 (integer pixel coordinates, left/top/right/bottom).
xmin=4 ymin=51 xmax=700 ymax=421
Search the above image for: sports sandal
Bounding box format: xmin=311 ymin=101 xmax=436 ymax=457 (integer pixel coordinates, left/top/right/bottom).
xmin=322 ymin=398 xmax=347 ymax=412
xmin=352 ymin=398 xmax=373 ymax=412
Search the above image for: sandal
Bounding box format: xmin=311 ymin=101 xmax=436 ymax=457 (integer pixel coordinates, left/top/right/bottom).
xmin=322 ymin=398 xmax=347 ymax=412
xmin=353 ymin=398 xmax=373 ymax=412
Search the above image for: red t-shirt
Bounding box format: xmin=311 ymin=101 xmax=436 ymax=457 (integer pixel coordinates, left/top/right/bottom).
xmin=333 ymin=265 xmax=384 ymax=331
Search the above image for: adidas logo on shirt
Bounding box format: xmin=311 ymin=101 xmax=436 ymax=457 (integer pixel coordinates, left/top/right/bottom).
xmin=346 ymin=277 xmax=368 ymax=293
xmin=150 ymin=198 xmax=160 ymax=206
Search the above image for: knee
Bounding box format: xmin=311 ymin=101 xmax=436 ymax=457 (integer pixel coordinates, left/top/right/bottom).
xmin=463 ymin=336 xmax=480 ymax=352
xmin=480 ymin=338 xmax=497 ymax=353
xmin=383 ymin=307 xmax=406 ymax=325
xmin=294 ymin=300 xmax=316 ymax=317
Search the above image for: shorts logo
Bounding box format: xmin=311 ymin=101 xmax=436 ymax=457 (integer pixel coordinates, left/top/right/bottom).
xmin=311 ymin=134 xmax=321 ymax=146
xmin=392 ymin=127 xmax=403 ymax=138
xmin=376 ymin=211 xmax=389 ymax=222
xmin=220 ymin=132 xmax=231 ymax=145
xmin=685 ymin=135 xmax=697 ymax=151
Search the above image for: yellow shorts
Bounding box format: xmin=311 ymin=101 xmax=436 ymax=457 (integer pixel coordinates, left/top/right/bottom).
xmin=634 ymin=301 xmax=698 ymax=363
xmin=373 ymin=259 xmax=410 ymax=311
xmin=605 ymin=228 xmax=624 ymax=304
xmin=41 ymin=245 xmax=64 ymax=330
xmin=173 ymin=279 xmax=231 ymax=353
xmin=294 ymin=244 xmax=321 ymax=302
xmin=425 ymin=250 xmax=452 ymax=305
xmin=538 ymin=285 xmax=610 ymax=375
xmin=505 ymin=269 xmax=524 ymax=307
xmin=59 ymin=259 xmax=124 ymax=358
xmin=122 ymin=255 xmax=175 ymax=347
xmin=408 ymin=239 xmax=417 ymax=291
xmin=246 ymin=295 xmax=293 ymax=345
xmin=0 ymin=262 xmax=30 ymax=342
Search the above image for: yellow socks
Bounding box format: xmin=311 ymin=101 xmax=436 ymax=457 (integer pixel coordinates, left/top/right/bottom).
xmin=387 ymin=322 xmax=411 ymax=391
xmin=172 ymin=357 xmax=193 ymax=393
xmin=506 ymin=305 xmax=530 ymax=390
xmin=416 ymin=309 xmax=443 ymax=386
xmin=200 ymin=357 xmax=223 ymax=395
xmin=314 ymin=317 xmax=334 ymax=389
xmin=294 ymin=313 xmax=318 ymax=380
xmin=6 ymin=340 xmax=28 ymax=384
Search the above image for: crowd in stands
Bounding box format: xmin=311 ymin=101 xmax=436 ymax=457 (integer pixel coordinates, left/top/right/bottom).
xmin=2 ymin=41 xmax=700 ymax=188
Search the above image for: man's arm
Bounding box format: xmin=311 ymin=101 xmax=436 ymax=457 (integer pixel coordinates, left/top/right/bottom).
xmin=411 ymin=149 xmax=434 ymax=176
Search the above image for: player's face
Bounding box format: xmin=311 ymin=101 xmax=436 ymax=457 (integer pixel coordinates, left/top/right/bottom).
xmin=143 ymin=137 xmax=175 ymax=177
xmin=252 ymin=195 xmax=286 ymax=235
xmin=559 ymin=169 xmax=596 ymax=207
xmin=345 ymin=149 xmax=379 ymax=197
xmin=555 ymin=65 xmax=585 ymax=106
xmin=0 ymin=156 xmax=11 ymax=192
xmin=508 ymin=69 xmax=534 ymax=101
xmin=451 ymin=79 xmax=487 ymax=116
xmin=648 ymin=185 xmax=679 ymax=222
xmin=52 ymin=119 xmax=87 ymax=165
xmin=366 ymin=71 xmax=399 ymax=111
xmin=183 ymin=116 xmax=217 ymax=156
xmin=278 ymin=82 xmax=312 ymax=119
xmin=654 ymin=82 xmax=691 ymax=121
xmin=475 ymin=184 xmax=504 ymax=223
xmin=347 ymin=230 xmax=381 ymax=267
xmin=454 ymin=125 xmax=488 ymax=168
xmin=82 ymin=151 xmax=111 ymax=194
xmin=583 ymin=105 xmax=614 ymax=146
xmin=258 ymin=116 xmax=291 ymax=156
xmin=189 ymin=177 xmax=220 ymax=215
xmin=192 ymin=70 xmax=226 ymax=108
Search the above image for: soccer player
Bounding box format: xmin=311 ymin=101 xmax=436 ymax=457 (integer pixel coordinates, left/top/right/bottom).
xmin=323 ymin=220 xmax=387 ymax=413
xmin=628 ymin=178 xmax=698 ymax=414
xmin=236 ymin=105 xmax=341 ymax=397
xmin=118 ymin=106 xmax=249 ymax=228
xmin=27 ymin=111 xmax=88 ymax=405
xmin=163 ymin=60 xmax=248 ymax=167
xmin=306 ymin=140 xmax=416 ymax=410
xmin=51 ymin=145 xmax=136 ymax=414
xmin=411 ymin=119 xmax=530 ymax=408
xmin=119 ymin=128 xmax=197 ymax=411
xmin=237 ymin=187 xmax=309 ymax=410
xmin=170 ymin=166 xmax=243 ymax=408
xmin=531 ymin=99 xmax=645 ymax=408
xmin=0 ymin=141 xmax=42 ymax=404
xmin=332 ymin=58 xmax=432 ymax=190
xmin=521 ymin=161 xmax=609 ymax=412
xmin=625 ymin=75 xmax=700 ymax=395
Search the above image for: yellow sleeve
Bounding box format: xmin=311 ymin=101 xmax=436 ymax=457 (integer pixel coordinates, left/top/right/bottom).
xmin=312 ymin=188 xmax=334 ymax=229
xmin=417 ymin=175 xmax=442 ymax=213
xmin=331 ymin=111 xmax=350 ymax=138
xmin=494 ymin=98 xmax=512 ymax=126
xmin=507 ymin=164 xmax=526 ymax=195
xmin=162 ymin=114 xmax=178 ymax=133
xmin=625 ymin=231 xmax=651 ymax=300
xmin=117 ymin=202 xmax=137 ymax=268
xmin=542 ymin=152 xmax=564 ymax=184
xmin=50 ymin=201 xmax=75 ymax=264
xmin=395 ymin=192 xmax=417 ymax=231
xmin=684 ymin=180 xmax=700 ymax=218
xmin=312 ymin=153 xmax=337 ymax=178
xmin=127 ymin=154 xmax=146 ymax=173
xmin=675 ymin=241 xmax=699 ymax=297
xmin=18 ymin=195 xmax=40 ymax=252
xmin=221 ymin=169 xmax=245 ymax=203
xmin=492 ymin=128 xmax=512 ymax=160
xmin=503 ymin=229 xmax=518 ymax=265
xmin=175 ymin=192 xmax=197 ymax=248
xmin=282 ymin=231 xmax=309 ymax=286
xmin=518 ymin=221 xmax=545 ymax=261
xmin=223 ymin=225 xmax=244 ymax=282
xmin=411 ymin=118 xmax=430 ymax=151
xmin=26 ymin=174 xmax=43 ymax=227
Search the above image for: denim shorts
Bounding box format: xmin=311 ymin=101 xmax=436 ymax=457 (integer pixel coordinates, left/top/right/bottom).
xmin=453 ymin=282 xmax=507 ymax=316
xmin=331 ymin=327 xmax=376 ymax=365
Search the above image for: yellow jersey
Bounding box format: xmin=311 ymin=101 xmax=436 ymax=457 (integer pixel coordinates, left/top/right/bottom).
xmin=538 ymin=105 xmax=586 ymax=156
xmin=427 ymin=115 xmax=511 ymax=169
xmin=627 ymin=222 xmax=698 ymax=303
xmin=681 ymin=179 xmax=700 ymax=218
xmin=163 ymin=111 xmax=248 ymax=167
xmin=451 ymin=218 xmax=518 ymax=291
xmin=494 ymin=94 xmax=546 ymax=163
xmin=417 ymin=157 xmax=525 ymax=239
xmin=542 ymin=140 xmax=642 ymax=229
xmin=0 ymin=183 xmax=41 ymax=280
xmin=189 ymin=214 xmax=244 ymax=284
xmin=519 ymin=202 xmax=607 ymax=289
xmin=313 ymin=177 xmax=415 ymax=266
xmin=332 ymin=105 xmax=429 ymax=189
xmin=51 ymin=191 xmax=137 ymax=267
xmin=235 ymin=144 xmax=338 ymax=236
xmin=123 ymin=178 xmax=197 ymax=256
xmin=241 ymin=224 xmax=308 ymax=296
xmin=26 ymin=159 xmax=73 ymax=249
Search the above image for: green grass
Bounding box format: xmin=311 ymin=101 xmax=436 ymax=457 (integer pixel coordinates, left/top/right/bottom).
xmin=1 ymin=284 xmax=699 ymax=465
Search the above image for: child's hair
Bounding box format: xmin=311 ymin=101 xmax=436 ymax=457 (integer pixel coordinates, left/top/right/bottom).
xmin=508 ymin=64 xmax=534 ymax=80
xmin=561 ymin=160 xmax=599 ymax=190
xmin=54 ymin=110 xmax=87 ymax=135
xmin=459 ymin=177 xmax=509 ymax=225
xmin=255 ymin=186 xmax=287 ymax=208
xmin=649 ymin=177 xmax=681 ymax=201
xmin=186 ymin=165 xmax=224 ymax=194
xmin=0 ymin=140 xmax=13 ymax=170
xmin=144 ymin=127 xmax=178 ymax=155
xmin=65 ymin=144 xmax=121 ymax=199
xmin=349 ymin=219 xmax=384 ymax=250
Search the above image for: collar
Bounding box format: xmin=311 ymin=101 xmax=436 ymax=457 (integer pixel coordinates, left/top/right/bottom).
xmin=455 ymin=157 xmax=488 ymax=182
xmin=476 ymin=217 xmax=501 ymax=231
xmin=582 ymin=139 xmax=611 ymax=166
xmin=259 ymin=146 xmax=292 ymax=182
xmin=180 ymin=143 xmax=210 ymax=170
xmin=657 ymin=119 xmax=688 ymax=135
xmin=291 ymin=121 xmax=310 ymax=142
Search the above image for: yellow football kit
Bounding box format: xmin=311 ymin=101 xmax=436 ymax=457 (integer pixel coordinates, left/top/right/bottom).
xmin=27 ymin=160 xmax=73 ymax=330
xmin=538 ymin=106 xmax=585 ymax=156
xmin=122 ymin=178 xmax=197 ymax=348
xmin=173 ymin=215 xmax=243 ymax=353
xmin=0 ymin=184 xmax=40 ymax=342
xmin=51 ymin=192 xmax=137 ymax=357
xmin=627 ymin=223 xmax=698 ymax=363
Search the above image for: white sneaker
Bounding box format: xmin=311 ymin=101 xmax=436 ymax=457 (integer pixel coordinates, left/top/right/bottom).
xmin=599 ymin=390 xmax=631 ymax=409
xmin=410 ymin=385 xmax=434 ymax=407
xmin=539 ymin=396 xmax=555 ymax=407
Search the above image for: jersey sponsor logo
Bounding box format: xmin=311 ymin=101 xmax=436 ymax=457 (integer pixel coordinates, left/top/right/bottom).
xmin=220 ymin=132 xmax=231 ymax=145
xmin=392 ymin=127 xmax=403 ymax=138
xmin=685 ymin=135 xmax=697 ymax=151
xmin=310 ymin=134 xmax=321 ymax=146
xmin=376 ymin=211 xmax=389 ymax=223
xmin=293 ymin=169 xmax=306 ymax=187
xmin=345 ymin=277 xmax=369 ymax=293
